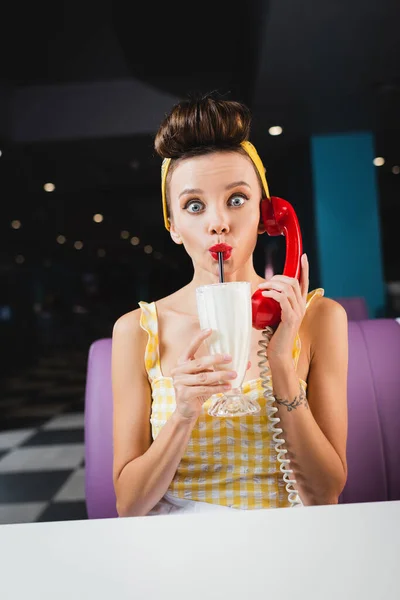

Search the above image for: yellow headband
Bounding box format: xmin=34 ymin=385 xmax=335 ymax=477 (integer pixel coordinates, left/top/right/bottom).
xmin=161 ymin=140 xmax=271 ymax=231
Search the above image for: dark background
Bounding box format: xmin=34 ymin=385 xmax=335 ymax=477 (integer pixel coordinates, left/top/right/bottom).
xmin=0 ymin=0 xmax=399 ymax=377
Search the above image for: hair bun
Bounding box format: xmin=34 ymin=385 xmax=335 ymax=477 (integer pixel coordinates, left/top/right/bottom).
xmin=154 ymin=93 xmax=252 ymax=159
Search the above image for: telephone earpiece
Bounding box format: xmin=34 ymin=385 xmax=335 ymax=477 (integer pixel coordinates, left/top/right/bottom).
xmin=252 ymin=196 xmax=303 ymax=330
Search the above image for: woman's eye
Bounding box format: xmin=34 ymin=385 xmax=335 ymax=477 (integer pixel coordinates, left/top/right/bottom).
xmin=229 ymin=194 xmax=246 ymax=207
xmin=185 ymin=200 xmax=204 ymax=213
xmin=184 ymin=194 xmax=247 ymax=213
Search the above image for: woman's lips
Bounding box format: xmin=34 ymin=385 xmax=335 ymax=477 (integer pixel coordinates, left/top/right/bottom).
xmin=209 ymin=244 xmax=232 ymax=261
xmin=210 ymin=250 xmax=232 ymax=261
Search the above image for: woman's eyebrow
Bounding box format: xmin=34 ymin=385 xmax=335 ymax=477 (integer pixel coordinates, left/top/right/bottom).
xmin=179 ymin=181 xmax=251 ymax=199
xmin=179 ymin=188 xmax=203 ymax=198
xmin=225 ymin=180 xmax=251 ymax=191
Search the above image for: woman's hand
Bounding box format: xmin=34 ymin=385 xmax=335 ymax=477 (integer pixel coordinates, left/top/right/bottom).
xmin=257 ymin=253 xmax=310 ymax=363
xmin=171 ymin=329 xmax=238 ymax=421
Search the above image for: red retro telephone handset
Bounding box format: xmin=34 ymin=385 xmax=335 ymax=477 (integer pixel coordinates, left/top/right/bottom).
xmin=251 ymin=196 xmax=303 ymax=330
xmin=252 ymin=195 xmax=304 ymax=508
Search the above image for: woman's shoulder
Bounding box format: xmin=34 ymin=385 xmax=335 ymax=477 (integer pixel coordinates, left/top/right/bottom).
xmin=307 ymin=293 xmax=347 ymax=322
xmin=113 ymin=306 xmax=142 ymax=335
xmin=112 ymin=305 xmax=150 ymax=348
xmin=113 ymin=286 xmax=188 ymax=334
xmin=304 ymin=293 xmax=348 ymax=350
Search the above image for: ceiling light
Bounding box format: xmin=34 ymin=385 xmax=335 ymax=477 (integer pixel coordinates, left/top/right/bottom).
xmin=44 ymin=182 xmax=55 ymax=192
xmin=0 ymin=150 xmax=2 ymax=157
xmin=93 ymin=213 xmax=104 ymax=223
xmin=15 ymin=255 xmax=25 ymax=264
xmin=57 ymin=235 xmax=66 ymax=244
xmin=373 ymin=157 xmax=385 ymax=167
xmin=268 ymin=126 xmax=283 ymax=136
xmin=74 ymin=241 xmax=83 ymax=250
xmin=130 ymin=236 xmax=140 ymax=246
xmin=392 ymin=166 xmax=400 ymax=175
xmin=144 ymin=245 xmax=153 ymax=254
xmin=97 ymin=249 xmax=106 ymax=257
xmin=11 ymin=220 xmax=21 ymax=229
xmin=121 ymin=230 xmax=130 ymax=239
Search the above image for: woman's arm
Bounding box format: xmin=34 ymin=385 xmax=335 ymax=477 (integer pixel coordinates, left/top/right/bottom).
xmin=112 ymin=313 xmax=233 ymax=517
xmin=112 ymin=310 xmax=197 ymax=517
xmin=269 ymin=298 xmax=348 ymax=505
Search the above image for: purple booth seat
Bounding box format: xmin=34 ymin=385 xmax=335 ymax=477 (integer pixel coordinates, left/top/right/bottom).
xmin=332 ymin=296 xmax=369 ymax=321
xmin=84 ymin=319 xmax=400 ymax=519
xmin=84 ymin=338 xmax=117 ymax=519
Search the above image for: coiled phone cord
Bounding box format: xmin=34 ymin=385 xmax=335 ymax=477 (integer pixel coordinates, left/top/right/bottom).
xmin=257 ymin=327 xmax=303 ymax=508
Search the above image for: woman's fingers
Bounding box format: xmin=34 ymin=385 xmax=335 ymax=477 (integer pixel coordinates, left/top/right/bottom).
xmin=191 ymin=383 xmax=233 ymax=398
xmin=300 ymin=254 xmax=309 ymax=300
xmin=172 ymin=331 xmax=255 ymax=419
xmin=188 ymin=353 xmax=232 ymax=372
xmin=177 ymin=328 xmax=213 ymax=365
xmin=175 ymin=368 xmax=237 ymax=387
xmin=172 ymin=351 xmax=232 ymax=376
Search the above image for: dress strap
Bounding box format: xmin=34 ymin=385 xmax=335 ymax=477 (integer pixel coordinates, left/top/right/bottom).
xmin=292 ymin=288 xmax=325 ymax=370
xmin=306 ymin=287 xmax=325 ymax=309
xmin=138 ymin=301 xmax=162 ymax=382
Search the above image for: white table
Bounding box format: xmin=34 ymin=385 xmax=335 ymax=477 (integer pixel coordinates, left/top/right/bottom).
xmin=1 ymin=500 xmax=399 ymax=600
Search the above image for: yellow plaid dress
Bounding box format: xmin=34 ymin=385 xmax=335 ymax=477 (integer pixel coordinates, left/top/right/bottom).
xmin=139 ymin=288 xmax=324 ymax=510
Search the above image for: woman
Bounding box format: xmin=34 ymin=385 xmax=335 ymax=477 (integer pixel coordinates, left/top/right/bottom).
xmin=112 ymin=94 xmax=348 ymax=517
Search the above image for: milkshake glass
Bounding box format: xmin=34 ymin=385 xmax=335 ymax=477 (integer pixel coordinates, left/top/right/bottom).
xmin=196 ymin=281 xmax=260 ymax=417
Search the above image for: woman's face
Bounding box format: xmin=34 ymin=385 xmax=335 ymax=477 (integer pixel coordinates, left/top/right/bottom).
xmin=168 ymin=151 xmax=264 ymax=278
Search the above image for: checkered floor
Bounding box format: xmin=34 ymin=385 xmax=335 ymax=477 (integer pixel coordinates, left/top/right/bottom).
xmin=0 ymin=351 xmax=88 ymax=525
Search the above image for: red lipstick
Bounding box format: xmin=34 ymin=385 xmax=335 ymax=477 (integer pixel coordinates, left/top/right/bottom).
xmin=209 ymin=243 xmax=232 ymax=261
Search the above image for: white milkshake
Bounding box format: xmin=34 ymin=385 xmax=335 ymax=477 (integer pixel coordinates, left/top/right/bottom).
xmin=196 ymin=281 xmax=260 ymax=417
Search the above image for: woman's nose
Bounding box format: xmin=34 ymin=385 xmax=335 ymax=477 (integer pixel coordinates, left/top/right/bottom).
xmin=208 ymin=213 xmax=230 ymax=235
xmin=209 ymin=223 xmax=230 ymax=235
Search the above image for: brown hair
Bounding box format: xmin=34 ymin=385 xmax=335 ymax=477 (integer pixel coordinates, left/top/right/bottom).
xmin=154 ymin=93 xmax=254 ymax=222
xmin=154 ymin=93 xmax=252 ymax=158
